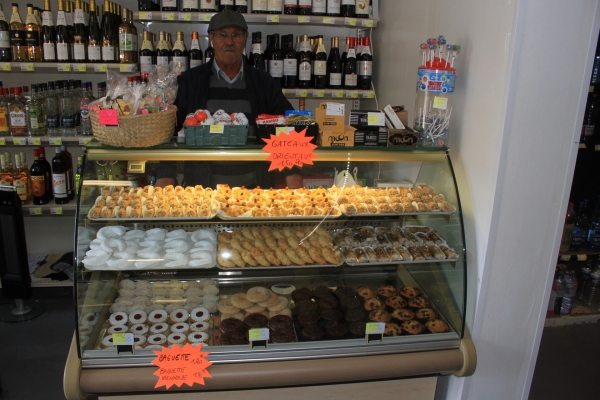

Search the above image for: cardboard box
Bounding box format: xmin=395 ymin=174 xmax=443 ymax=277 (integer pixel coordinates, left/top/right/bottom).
xmin=390 ymin=105 xmax=409 ymax=127
xmin=319 ymin=125 xmax=356 ymax=147
xmin=349 ymin=110 xmax=386 ymax=130
xmin=387 ymin=127 xmax=420 ymax=147
xmin=354 ymin=128 xmax=388 ymax=147
xmin=303 ymin=174 xmax=334 ymax=189
xmin=315 ymin=102 xmax=345 ymax=133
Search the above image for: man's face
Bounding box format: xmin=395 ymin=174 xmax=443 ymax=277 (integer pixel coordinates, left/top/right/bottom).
xmin=211 ymin=27 xmax=247 ymax=68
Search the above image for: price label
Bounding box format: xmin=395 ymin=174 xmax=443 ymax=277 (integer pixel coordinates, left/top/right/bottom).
xmin=12 ymin=137 xmax=27 ymax=145
xmin=362 ymin=19 xmax=374 ymax=27
xmin=275 ymin=127 xmax=293 ymax=136
xmin=50 ymin=207 xmax=63 ymax=215
xmin=298 ymin=15 xmax=310 ymax=23
xmin=334 ymin=90 xmax=344 ymax=98
xmin=0 ymin=138 xmax=5 ymax=145
xmin=313 ymin=90 xmax=325 ymax=98
xmin=138 ymin=11 xmax=152 ymax=20
xmin=346 ymin=90 xmax=358 ymax=98
xmin=345 ymin=17 xmax=357 ymax=26
xmin=323 ymin=17 xmax=335 ymax=24
xmin=99 ymin=109 xmax=119 ymax=126
xmin=162 ymin=12 xmax=175 ymax=21
xmin=120 ymin=64 xmax=134 ymax=72
xmin=266 ymin=15 xmax=279 ymax=23
xmin=57 ymin=63 xmax=71 ymax=72
xmin=74 ymin=64 xmax=86 ymax=72
xmin=179 ymin=12 xmax=192 ymax=21
xmin=79 ymin=137 xmax=93 ymax=145
xmin=94 ymin=64 xmax=107 ymax=72
xmin=203 ymin=14 xmax=212 ymax=21
xmin=579 ymin=143 xmax=587 ymax=149
xmin=27 ymin=138 xmax=42 ymax=145
xmin=209 ymin=125 xmax=224 ymax=134
xmin=326 ymin=103 xmax=345 ymax=116
xmin=20 ymin=63 xmax=34 ymax=71
xmin=577 ymin=254 xmax=587 ymax=261
xmin=368 ymin=112 xmax=385 ymax=126
xmin=295 ymin=90 xmax=308 ymax=98
xmin=362 ymin=91 xmax=375 ymax=99
xmin=0 ymin=63 xmax=11 ymax=71
xmin=559 ymin=255 xmax=571 ymax=262
xmin=112 ymin=333 xmax=134 ymax=345
xmin=29 ymin=208 xmax=43 ymax=216
xmin=365 ymin=322 xmax=385 ymax=334
xmin=50 ymin=138 xmax=63 ymax=145
xmin=433 ymin=96 xmax=448 ymax=110
xmin=248 ymin=328 xmax=269 ymax=341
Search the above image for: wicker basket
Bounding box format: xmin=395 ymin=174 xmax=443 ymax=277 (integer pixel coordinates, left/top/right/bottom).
xmin=90 ymin=108 xmax=176 ymax=148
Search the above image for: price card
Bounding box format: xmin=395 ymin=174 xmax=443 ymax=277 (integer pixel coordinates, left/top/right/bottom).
xmin=577 ymin=254 xmax=587 ymax=261
xmin=162 ymin=12 xmax=175 ymax=20
xmin=295 ymin=89 xmax=308 ymax=98
xmin=365 ymin=322 xmax=385 ymax=334
xmin=345 ymin=90 xmax=358 ymax=98
xmin=57 ymin=63 xmax=71 ymax=72
xmin=368 ymin=112 xmax=385 ymax=126
xmin=298 ymin=15 xmax=310 ymax=23
xmin=361 ymin=19 xmax=374 ymax=27
xmin=12 ymin=137 xmax=27 ymax=145
xmin=362 ymin=91 xmax=375 ymax=99
xmin=99 ymin=109 xmax=119 ymax=126
xmin=345 ymin=17 xmax=357 ymax=26
xmin=120 ymin=64 xmax=134 ymax=72
xmin=50 ymin=207 xmax=63 ymax=215
xmin=74 ymin=64 xmax=86 ymax=72
xmin=203 ymin=14 xmax=212 ymax=21
xmin=313 ymin=90 xmax=325 ymax=98
xmin=27 ymin=137 xmax=42 ymax=145
xmin=275 ymin=126 xmax=293 ymax=136
xmin=179 ymin=12 xmax=192 ymax=21
xmin=152 ymin=343 xmax=212 ymax=389
xmin=0 ymin=138 xmax=5 ymax=146
xmin=50 ymin=137 xmax=63 ymax=145
xmin=113 ymin=333 xmax=134 ymax=345
xmin=559 ymin=255 xmax=571 ymax=262
xmin=209 ymin=125 xmax=224 ymax=134
xmin=79 ymin=137 xmax=93 ymax=145
xmin=433 ymin=96 xmax=448 ymax=110
xmin=94 ymin=64 xmax=108 ymax=72
xmin=138 ymin=11 xmax=152 ymax=20
xmin=0 ymin=63 xmax=11 ymax=71
xmin=322 ymin=17 xmax=335 ymax=24
xmin=334 ymin=90 xmax=344 ymax=98
xmin=326 ymin=103 xmax=344 ymax=116
xmin=266 ymin=15 xmax=279 ymax=23
xmin=248 ymin=328 xmax=270 ymax=342
xmin=579 ymin=143 xmax=587 ymax=149
xmin=595 ymin=144 xmax=600 ymax=151
xmin=29 ymin=208 xmax=43 ymax=216
xmin=20 ymin=63 xmax=34 ymax=71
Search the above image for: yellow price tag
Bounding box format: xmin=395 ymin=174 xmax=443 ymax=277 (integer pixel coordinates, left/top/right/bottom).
xmin=21 ymin=63 xmax=34 ymax=71
xmin=248 ymin=328 xmax=269 ymax=341
xmin=577 ymin=254 xmax=587 ymax=261
xmin=559 ymin=255 xmax=571 ymax=262
xmin=120 ymin=64 xmax=131 ymax=72
xmin=313 ymin=90 xmax=325 ymax=98
xmin=181 ymin=12 xmax=192 ymax=21
xmin=0 ymin=138 xmax=5 ymax=145
xmin=362 ymin=91 xmax=375 ymax=99
xmin=27 ymin=138 xmax=42 ymax=145
xmin=365 ymin=322 xmax=385 ymax=334
xmin=433 ymin=96 xmax=448 ymax=110
xmin=12 ymin=137 xmax=26 ymax=145
xmin=209 ymin=125 xmax=224 ymax=134
xmin=79 ymin=137 xmax=92 ymax=145
xmin=267 ymin=15 xmax=279 ymax=23
xmin=0 ymin=63 xmax=11 ymax=71
xmin=203 ymin=14 xmax=212 ymax=21
xmin=579 ymin=143 xmax=587 ymax=149
xmin=298 ymin=15 xmax=309 ymax=23
xmin=112 ymin=333 xmax=134 ymax=344
xmin=95 ymin=64 xmax=107 ymax=72
xmin=51 ymin=138 xmax=63 ymax=145
xmin=51 ymin=207 xmax=63 ymax=215
xmin=346 ymin=18 xmax=357 ymax=26
xmin=162 ymin=12 xmax=175 ymax=20
xmin=138 ymin=11 xmax=150 ymax=19
xmin=59 ymin=63 xmax=71 ymax=71
xmin=367 ymin=114 xmax=380 ymax=125
xmin=335 ymin=90 xmax=344 ymax=98
xmin=295 ymin=90 xmax=308 ymax=98
xmin=275 ymin=127 xmax=291 ymax=136
xmin=346 ymin=90 xmax=358 ymax=98
xmin=75 ymin=64 xmax=86 ymax=72
xmin=29 ymin=207 xmax=43 ymax=216
xmin=323 ymin=17 xmax=333 ymax=24
xmin=363 ymin=19 xmax=374 ymax=28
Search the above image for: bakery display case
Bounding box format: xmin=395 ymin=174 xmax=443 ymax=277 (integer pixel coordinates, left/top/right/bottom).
xmin=67 ymin=143 xmax=475 ymax=398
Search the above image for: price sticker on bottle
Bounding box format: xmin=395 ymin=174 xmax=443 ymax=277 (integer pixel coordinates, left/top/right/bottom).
xmin=295 ymin=90 xmax=308 ymax=98
xmin=179 ymin=12 xmax=192 ymax=21
xmin=120 ymin=64 xmax=134 ymax=72
xmin=248 ymin=328 xmax=269 ymax=341
xmin=29 ymin=207 xmax=43 ymax=216
xmin=209 ymin=125 xmax=224 ymax=134
xmin=57 ymin=63 xmax=71 ymax=72
xmin=334 ymin=90 xmax=344 ymax=98
xmin=79 ymin=137 xmax=93 ymax=145
xmin=362 ymin=91 xmax=375 ymax=99
xmin=266 ymin=15 xmax=279 ymax=23
xmin=203 ymin=14 xmax=212 ymax=21
xmin=74 ymin=64 xmax=86 ymax=72
xmin=50 ymin=138 xmax=63 ymax=145
xmin=94 ymin=64 xmax=108 ymax=72
xmin=162 ymin=12 xmax=175 ymax=21
xmin=0 ymin=138 xmax=5 ymax=146
xmin=138 ymin=11 xmax=152 ymax=20
xmin=298 ymin=15 xmax=310 ymax=23
xmin=20 ymin=63 xmax=34 ymax=71
xmin=0 ymin=63 xmax=11 ymax=71
xmin=345 ymin=17 xmax=357 ymax=26
xmin=27 ymin=138 xmax=42 ymax=145
xmin=322 ymin=17 xmax=335 ymax=24
xmin=313 ymin=90 xmax=325 ymax=98
xmin=346 ymin=90 xmax=358 ymax=98
xmin=112 ymin=333 xmax=134 ymax=345
xmin=362 ymin=19 xmax=374 ymax=27
xmin=12 ymin=137 xmax=27 ymax=145
xmin=50 ymin=207 xmax=63 ymax=215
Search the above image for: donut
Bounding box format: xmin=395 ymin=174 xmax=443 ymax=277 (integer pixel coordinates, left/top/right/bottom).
xmin=169 ymin=309 xmax=189 ymax=324
xmin=128 ymin=310 xmax=148 ymax=326
xmin=369 ymin=310 xmax=392 ymax=322
xmin=107 ymin=325 xmax=128 ymax=334
xmin=244 ymin=313 xmax=269 ymax=329
xmin=101 ymin=335 xmax=115 ymax=348
xmin=268 ymin=308 xmax=292 ymax=318
xmin=148 ymin=310 xmax=168 ymax=324
xmin=269 ymin=315 xmax=294 ymax=331
xmin=246 ymin=287 xmax=270 ymax=303
xmin=221 ymin=312 xmax=244 ymax=321
xmin=190 ymin=307 xmax=210 ymax=322
xmin=364 ymin=298 xmax=385 ymax=311
xmin=133 ymin=334 xmax=147 ymax=348
xmin=188 ymin=332 xmax=209 ymax=345
xmin=377 ymin=285 xmax=398 ymax=298
xmin=291 ymin=287 xmax=313 ymax=302
xmin=81 ymin=312 xmax=99 ymax=326
xmin=356 ymin=286 xmax=377 ymax=300
xmin=391 ymin=308 xmax=415 ymax=321
xmin=231 ymin=293 xmax=254 ymax=309
xmin=130 ymin=324 xmax=149 ymax=335
xmin=220 ymin=318 xmax=246 ymax=333
xmin=257 ymin=293 xmax=280 ymax=308
xmin=191 ymin=321 xmax=210 ymax=332
xmin=385 ymin=296 xmax=407 ymax=309
xmin=109 ymin=312 xmax=128 ymax=326
xmin=268 ymin=297 xmax=289 ymax=312
xmin=167 ymin=333 xmax=187 ymax=346
xmin=150 ymin=323 xmax=170 ymax=335
xmin=218 ymin=300 xmax=241 ymax=315
xmin=399 ymin=286 xmax=421 ymax=299
xmin=220 ymin=331 xmax=248 ymax=345
xmin=147 ymin=334 xmax=167 ymax=346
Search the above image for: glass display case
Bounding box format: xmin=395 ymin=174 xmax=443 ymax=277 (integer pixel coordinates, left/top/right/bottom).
xmin=69 ymin=143 xmax=473 ymax=396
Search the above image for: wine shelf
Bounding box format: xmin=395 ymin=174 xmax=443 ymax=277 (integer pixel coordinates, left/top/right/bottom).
xmin=282 ymin=88 xmax=375 ymax=99
xmin=22 ymin=203 xmax=78 ymax=217
xmin=0 ymin=62 xmax=138 ymax=74
xmin=0 ymin=136 xmax=94 ymax=147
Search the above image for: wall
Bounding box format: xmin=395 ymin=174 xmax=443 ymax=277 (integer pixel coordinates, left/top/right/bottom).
xmin=374 ymin=0 xmax=598 ymax=399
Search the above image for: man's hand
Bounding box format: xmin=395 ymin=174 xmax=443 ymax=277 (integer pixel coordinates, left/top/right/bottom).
xmin=285 ymin=174 xmax=303 ymax=189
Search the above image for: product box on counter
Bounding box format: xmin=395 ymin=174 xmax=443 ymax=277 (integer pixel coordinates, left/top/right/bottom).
xmin=319 ymin=125 xmax=357 ymax=147
xmin=315 ymin=102 xmax=346 ymax=133
xmin=184 ymin=125 xmax=248 ymax=146
xmin=387 ymin=127 xmax=420 ymax=147
xmin=302 ymin=174 xmax=334 ymax=189
xmin=349 ymin=110 xmax=386 ymax=130
xmin=383 ymin=105 xmax=409 ymax=129
xmin=256 ymin=123 xmax=319 ymax=144
xmin=354 ymin=128 xmax=388 ymax=147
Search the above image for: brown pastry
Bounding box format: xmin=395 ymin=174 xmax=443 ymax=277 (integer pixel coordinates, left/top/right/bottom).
xmin=384 ymin=322 xmax=402 ymax=336
xmin=220 ymin=331 xmax=248 ymax=345
xmin=301 ymin=325 xmax=325 ymax=341
xmin=269 ymin=315 xmax=294 ymax=331
xmin=391 ymin=308 xmax=415 ymax=322
xmin=369 ymin=310 xmax=391 ymax=322
xmin=348 ymin=321 xmax=366 ymax=337
xmin=399 ymin=286 xmax=421 ymax=299
xmin=356 ymin=286 xmax=377 ymax=300
xmin=318 ymin=297 xmax=340 ymax=310
xmin=364 ymin=298 xmax=385 ymax=311
xmin=244 ymin=313 xmax=269 ymax=329
xmin=291 ymin=287 xmax=313 ymax=302
xmin=324 ymin=321 xmax=348 ymax=339
xmin=415 ymin=308 xmax=437 ymax=321
xmin=408 ymin=297 xmax=430 ymax=309
xmin=344 ymin=297 xmax=363 ymax=310
xmin=377 ymin=285 xmax=397 ymax=298
xmin=425 ymin=319 xmax=449 ymax=333
xmin=297 ymin=311 xmax=320 ymax=327
xmin=401 ymin=320 xmax=425 ymax=335
xmin=220 ymin=318 xmax=247 ymax=334
xmin=271 ymin=330 xmax=296 ymax=343
xmin=385 ymin=296 xmax=407 ymax=309
xmin=294 ymin=299 xmax=319 ymax=313
xmin=320 ymin=309 xmax=344 ymax=322
xmin=345 ymin=308 xmax=367 ymax=322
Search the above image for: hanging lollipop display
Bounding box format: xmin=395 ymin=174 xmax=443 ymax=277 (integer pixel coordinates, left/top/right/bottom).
xmin=414 ymin=35 xmax=461 ymax=147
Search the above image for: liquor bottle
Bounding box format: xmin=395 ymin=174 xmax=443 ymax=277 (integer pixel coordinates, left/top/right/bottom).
xmin=139 ymin=0 xmax=155 ymax=11
xmin=249 ymin=32 xmax=266 ymax=71
xmin=219 ymin=0 xmax=234 ymax=12
xmin=38 ymin=146 xmax=53 ymax=201
xmin=97 ymin=81 xmax=106 ymax=98
xmin=55 ymin=0 xmax=71 ymax=61
xmin=182 ymin=0 xmax=199 ymax=12
xmin=162 ymin=0 xmax=178 ymax=12
xmin=72 ymin=80 xmax=83 ymax=132
xmin=341 ymin=0 xmax=355 ymax=17
xmin=100 ymin=0 xmax=116 ymax=62
xmin=67 ymin=1 xmax=76 ymax=56
xmin=75 ymin=155 xmax=83 ymax=196
xmin=0 ymin=88 xmax=9 ymax=136
xmin=30 ymin=149 xmax=48 ymax=205
xmin=264 ymin=34 xmax=273 ymax=69
xmin=80 ymin=82 xmax=93 ymax=136
xmin=0 ymin=4 xmax=10 ymax=61
xmin=59 ymin=81 xmax=76 ymax=136
xmin=252 ymin=0 xmax=267 ymax=13
xmin=61 ymin=145 xmax=74 ymax=200
xmin=0 ymin=154 xmax=12 ymax=186
xmin=118 ymin=7 xmax=137 ymax=64
xmin=13 ymin=154 xmax=30 ymax=204
xmin=139 ymin=30 xmax=155 ymax=73
xmin=26 ymin=84 xmax=47 ymax=136
xmin=52 ymin=147 xmax=68 ymax=204
xmin=343 ymin=37 xmax=357 ymax=89
xmin=235 ymin=0 xmax=248 ymax=13
xmin=282 ymin=34 xmax=297 ymax=88
xmin=268 ymin=34 xmax=283 ymax=84
xmin=46 ymin=82 xmax=60 ymax=136
xmin=297 ymin=34 xmax=311 ymax=88
xmin=189 ymin=31 xmax=203 ymax=69
xmin=87 ymin=0 xmax=101 ymax=61
xmin=204 ymin=40 xmax=213 ymax=63
xmin=166 ymin=32 xmax=173 ymax=61
xmin=326 ymin=0 xmax=341 ymax=16
xmin=156 ymin=31 xmax=170 ymax=66
xmin=298 ymin=0 xmax=311 ymax=15
xmin=312 ymin=0 xmax=326 ymax=15
xmin=34 ymin=7 xmax=42 ymax=26
xmin=41 ymin=0 xmax=56 ymax=61
xmin=284 ymin=0 xmax=298 ymax=14
xmin=10 ymin=3 xmax=27 ymax=61
xmin=312 ymin=36 xmax=327 ymax=88
xmin=357 ymin=36 xmax=372 ymax=89
xmin=25 ymin=4 xmax=42 ymax=61
xmin=172 ymin=31 xmax=188 ymax=71
xmin=355 ymin=0 xmax=369 ymax=18
xmin=268 ymin=0 xmax=283 ymax=13
xmin=200 ymin=0 xmax=216 ymax=12
xmin=9 ymin=87 xmax=27 ymax=136
xmin=73 ymin=0 xmax=87 ymax=61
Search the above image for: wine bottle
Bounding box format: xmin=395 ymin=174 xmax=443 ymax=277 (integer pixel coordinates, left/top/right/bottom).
xmin=73 ymin=0 xmax=87 ymax=61
xmin=0 ymin=4 xmax=11 ymax=61
xmin=267 ymin=0 xmax=282 ymax=14
xmin=162 ymin=0 xmax=179 ymax=12
xmin=61 ymin=145 xmax=74 ymax=200
xmin=156 ymin=31 xmax=170 ymax=65
xmin=343 ymin=38 xmax=357 ymax=89
xmin=189 ymin=31 xmax=203 ymax=68
xmin=118 ymin=7 xmax=137 ymax=63
xmin=357 ymin=36 xmax=372 ymax=89
xmin=25 ymin=3 xmax=42 ymax=61
xmin=52 ymin=146 xmax=69 ymax=204
xmin=298 ymin=0 xmax=311 ymax=15
xmin=312 ymin=36 xmax=327 ymax=89
xmin=282 ymin=34 xmax=297 ymax=88
xmin=284 ymin=0 xmax=298 ymax=14
xmin=172 ymin=31 xmax=188 ymax=71
xmin=220 ymin=0 xmax=234 ymax=12
xmin=55 ymin=0 xmax=71 ymax=61
xmin=327 ymin=36 xmax=342 ymax=88
xmin=297 ymin=34 xmax=311 ymax=88
xmin=41 ymin=0 xmax=55 ymax=61
xmin=100 ymin=0 xmax=116 ymax=62
xmin=182 ymin=0 xmax=199 ymax=12
xmin=87 ymin=0 xmax=101 ymax=61
xmin=235 ymin=0 xmax=248 ymax=13
xmin=37 ymin=147 xmax=53 ymax=201
xmin=268 ymin=34 xmax=283 ymax=85
xmin=327 ymin=0 xmax=341 ymax=16
xmin=10 ymin=3 xmax=27 ymax=61
xmin=252 ymin=0 xmax=267 ymax=13
xmin=355 ymin=0 xmax=369 ymax=17
xmin=204 ymin=40 xmax=213 ymax=63
xmin=30 ymin=149 xmax=48 ymax=205
xmin=200 ymin=0 xmax=217 ymax=12
xmin=250 ymin=32 xmax=266 ymax=71
xmin=341 ymin=0 xmax=355 ymax=17
xmin=312 ymin=0 xmax=326 ymax=15
xmin=65 ymin=1 xmax=75 ymax=57
xmin=139 ymin=30 xmax=155 ymax=74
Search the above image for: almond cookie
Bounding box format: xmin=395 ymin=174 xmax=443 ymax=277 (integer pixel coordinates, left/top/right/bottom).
xmin=408 ymin=297 xmax=430 ymax=309
xmin=401 ymin=320 xmax=425 ymax=335
xmin=384 ymin=322 xmax=402 ymax=336
xmin=364 ymin=297 xmax=385 ymax=311
xmin=385 ymin=296 xmax=407 ymax=309
xmin=399 ymin=286 xmax=421 ymax=299
xmin=369 ymin=310 xmax=391 ymax=322
xmin=356 ymin=286 xmax=377 ymax=300
xmin=415 ymin=308 xmax=437 ymax=321
xmin=391 ymin=308 xmax=415 ymax=322
xmin=377 ymin=285 xmax=398 ymax=298
xmin=425 ymin=319 xmax=449 ymax=333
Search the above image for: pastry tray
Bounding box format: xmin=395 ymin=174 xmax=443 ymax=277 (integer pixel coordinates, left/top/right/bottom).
xmin=340 ymin=211 xmax=455 ymax=218
xmin=343 ymin=258 xmax=458 ymax=266
xmin=217 ymin=263 xmax=339 ymax=271
xmin=216 ymin=212 xmax=341 ymax=221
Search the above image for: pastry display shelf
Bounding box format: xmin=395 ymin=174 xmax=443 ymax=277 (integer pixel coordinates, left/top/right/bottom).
xmin=134 ymin=11 xmax=378 ymax=28
xmin=282 ymin=88 xmax=375 ymax=99
xmin=23 ymin=203 xmax=77 ymax=216
xmin=0 ymin=62 xmax=138 ymax=74
xmin=0 ymin=136 xmax=93 ymax=147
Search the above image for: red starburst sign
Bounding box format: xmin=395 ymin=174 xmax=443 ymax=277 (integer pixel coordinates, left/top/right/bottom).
xmin=151 ymin=343 xmax=212 ymax=389
xmin=261 ymin=128 xmax=318 ymax=171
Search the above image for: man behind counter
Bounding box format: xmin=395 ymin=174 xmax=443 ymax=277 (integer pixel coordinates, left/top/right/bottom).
xmin=155 ymin=11 xmax=299 ymax=189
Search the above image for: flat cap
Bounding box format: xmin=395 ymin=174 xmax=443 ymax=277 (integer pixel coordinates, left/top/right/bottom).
xmin=207 ymin=10 xmax=248 ymax=32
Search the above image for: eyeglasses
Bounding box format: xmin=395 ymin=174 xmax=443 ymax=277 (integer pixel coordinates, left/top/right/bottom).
xmin=212 ymin=31 xmax=246 ymax=43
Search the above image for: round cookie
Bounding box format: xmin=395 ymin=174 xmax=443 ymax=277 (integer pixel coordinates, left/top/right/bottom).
xmin=399 ymin=286 xmax=421 ymax=299
xmin=384 ymin=322 xmax=402 ymax=336
xmin=364 ymin=297 xmax=385 ymax=311
xmin=415 ymin=308 xmax=437 ymax=321
xmin=220 ymin=318 xmax=246 ymax=333
xmin=425 ymin=319 xmax=449 ymax=333
xmin=385 ymin=296 xmax=407 ymax=309
xmin=401 ymin=320 xmax=425 ymax=335
xmin=356 ymin=286 xmax=377 ymax=300
xmin=377 ymin=285 xmax=397 ymax=298
xmin=408 ymin=297 xmax=430 ymax=309
xmin=391 ymin=308 xmax=415 ymax=322
xmin=369 ymin=310 xmax=392 ymax=322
